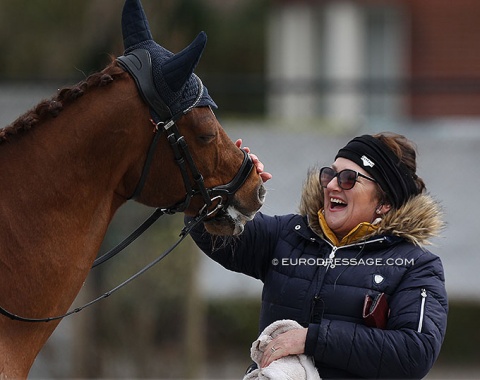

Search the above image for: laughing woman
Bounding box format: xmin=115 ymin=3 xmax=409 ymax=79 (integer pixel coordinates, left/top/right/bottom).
xmin=187 ymin=132 xmax=447 ymax=379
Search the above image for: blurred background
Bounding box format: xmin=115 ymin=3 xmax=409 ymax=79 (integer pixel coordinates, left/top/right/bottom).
xmin=0 ymin=0 xmax=479 ymax=378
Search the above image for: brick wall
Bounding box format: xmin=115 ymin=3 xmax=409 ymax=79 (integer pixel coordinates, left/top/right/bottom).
xmin=403 ymin=0 xmax=480 ymax=117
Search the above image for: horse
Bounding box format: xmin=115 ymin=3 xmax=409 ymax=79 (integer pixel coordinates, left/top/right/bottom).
xmin=0 ymin=0 xmax=265 ymax=377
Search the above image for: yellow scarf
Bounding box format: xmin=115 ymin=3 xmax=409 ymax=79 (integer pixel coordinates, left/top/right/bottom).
xmin=317 ymin=209 xmax=380 ymax=247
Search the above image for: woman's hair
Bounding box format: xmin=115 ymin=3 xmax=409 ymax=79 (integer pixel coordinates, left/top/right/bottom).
xmin=373 ymin=132 xmax=426 ymax=200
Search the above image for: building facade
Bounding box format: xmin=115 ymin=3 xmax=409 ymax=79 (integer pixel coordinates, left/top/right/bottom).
xmin=268 ymin=0 xmax=480 ymax=124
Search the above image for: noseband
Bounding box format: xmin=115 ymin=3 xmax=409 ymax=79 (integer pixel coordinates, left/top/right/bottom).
xmin=117 ymin=49 xmax=254 ymax=219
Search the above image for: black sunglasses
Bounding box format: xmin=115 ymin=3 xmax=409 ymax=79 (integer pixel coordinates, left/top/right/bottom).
xmin=319 ymin=167 xmax=377 ymax=190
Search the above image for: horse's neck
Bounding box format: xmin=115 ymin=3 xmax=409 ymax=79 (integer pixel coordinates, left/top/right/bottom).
xmin=0 ymin=78 xmax=149 ymax=307
xmin=5 ymin=80 xmax=147 ymax=215
xmin=0 ymin=75 xmax=152 ymax=378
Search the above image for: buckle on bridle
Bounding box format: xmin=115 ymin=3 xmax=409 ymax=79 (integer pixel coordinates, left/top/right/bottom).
xmin=198 ymin=195 xmax=224 ymax=218
xmin=150 ymin=118 xmax=175 ymax=132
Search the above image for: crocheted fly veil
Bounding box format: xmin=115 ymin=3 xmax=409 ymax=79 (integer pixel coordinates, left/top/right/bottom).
xmin=120 ymin=0 xmax=217 ymax=118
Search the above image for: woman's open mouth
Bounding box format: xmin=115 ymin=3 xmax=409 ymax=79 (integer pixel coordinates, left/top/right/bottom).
xmin=329 ymin=197 xmax=347 ymax=210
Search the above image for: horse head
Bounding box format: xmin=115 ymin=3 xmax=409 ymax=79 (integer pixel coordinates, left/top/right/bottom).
xmin=118 ymin=0 xmax=265 ymax=235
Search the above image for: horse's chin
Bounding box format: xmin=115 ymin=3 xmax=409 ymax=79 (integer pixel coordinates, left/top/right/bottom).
xmin=203 ymin=205 xmax=254 ymax=236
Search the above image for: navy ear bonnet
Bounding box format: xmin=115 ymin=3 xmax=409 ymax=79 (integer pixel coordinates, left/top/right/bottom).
xmin=120 ymin=0 xmax=217 ymax=117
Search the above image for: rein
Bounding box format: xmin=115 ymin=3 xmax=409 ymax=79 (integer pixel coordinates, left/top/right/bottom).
xmin=0 ymin=49 xmax=254 ymax=323
xmin=0 ymin=214 xmax=206 ymax=323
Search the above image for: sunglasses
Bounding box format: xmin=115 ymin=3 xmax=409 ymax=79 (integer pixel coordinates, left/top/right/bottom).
xmin=319 ymin=167 xmax=377 ymax=190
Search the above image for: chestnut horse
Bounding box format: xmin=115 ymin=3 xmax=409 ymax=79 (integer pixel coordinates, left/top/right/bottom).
xmin=0 ymin=4 xmax=264 ymax=378
xmin=0 ymin=63 xmax=264 ymax=378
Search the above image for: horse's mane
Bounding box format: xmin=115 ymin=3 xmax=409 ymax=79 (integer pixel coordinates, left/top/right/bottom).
xmin=0 ymin=61 xmax=126 ymax=144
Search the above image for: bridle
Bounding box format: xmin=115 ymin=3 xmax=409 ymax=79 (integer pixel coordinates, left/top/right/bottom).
xmin=92 ymin=49 xmax=255 ymax=268
xmin=120 ymin=49 xmax=254 ymax=218
xmin=0 ymin=49 xmax=254 ymax=322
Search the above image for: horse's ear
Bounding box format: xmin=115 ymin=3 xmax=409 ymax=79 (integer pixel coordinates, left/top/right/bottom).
xmin=122 ymin=0 xmax=153 ymax=50
xmin=162 ymin=32 xmax=207 ymax=92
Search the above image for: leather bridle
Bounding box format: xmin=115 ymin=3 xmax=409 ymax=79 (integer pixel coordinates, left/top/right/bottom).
xmin=118 ymin=49 xmax=255 ymax=219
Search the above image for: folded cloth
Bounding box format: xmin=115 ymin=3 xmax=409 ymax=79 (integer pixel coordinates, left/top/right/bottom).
xmin=243 ymin=319 xmax=321 ymax=380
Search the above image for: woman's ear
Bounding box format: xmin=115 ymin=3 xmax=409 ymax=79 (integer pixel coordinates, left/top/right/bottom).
xmin=376 ymin=203 xmax=392 ymax=215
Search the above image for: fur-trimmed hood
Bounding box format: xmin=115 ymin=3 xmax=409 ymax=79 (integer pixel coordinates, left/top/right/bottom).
xmin=298 ymin=167 xmax=445 ymax=247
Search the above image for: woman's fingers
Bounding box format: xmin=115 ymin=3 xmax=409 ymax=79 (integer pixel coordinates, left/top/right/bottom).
xmin=235 ymin=139 xmax=272 ymax=182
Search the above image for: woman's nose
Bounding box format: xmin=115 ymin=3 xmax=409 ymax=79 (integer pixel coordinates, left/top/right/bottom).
xmin=326 ymin=176 xmax=340 ymax=191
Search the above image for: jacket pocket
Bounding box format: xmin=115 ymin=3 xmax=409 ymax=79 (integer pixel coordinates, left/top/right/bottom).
xmin=417 ymin=288 xmax=427 ymax=333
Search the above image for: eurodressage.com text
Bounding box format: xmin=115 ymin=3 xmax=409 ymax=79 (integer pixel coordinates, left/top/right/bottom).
xmin=272 ymin=257 xmax=415 ymax=267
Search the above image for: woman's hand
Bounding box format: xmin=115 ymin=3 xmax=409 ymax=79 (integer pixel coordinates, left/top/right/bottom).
xmin=235 ymin=139 xmax=272 ymax=183
xmin=260 ymin=327 xmax=308 ymax=368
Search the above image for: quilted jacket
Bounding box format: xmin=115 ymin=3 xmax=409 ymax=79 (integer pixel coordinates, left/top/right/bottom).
xmin=188 ymin=169 xmax=448 ymax=379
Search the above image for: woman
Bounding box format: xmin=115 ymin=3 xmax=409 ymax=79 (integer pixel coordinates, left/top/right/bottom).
xmin=188 ymin=132 xmax=447 ymax=379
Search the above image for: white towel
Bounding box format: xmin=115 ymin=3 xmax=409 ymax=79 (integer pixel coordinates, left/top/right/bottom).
xmin=243 ymin=319 xmax=321 ymax=380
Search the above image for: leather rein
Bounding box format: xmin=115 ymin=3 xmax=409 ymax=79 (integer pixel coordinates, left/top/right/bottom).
xmin=0 ymin=49 xmax=254 ymax=322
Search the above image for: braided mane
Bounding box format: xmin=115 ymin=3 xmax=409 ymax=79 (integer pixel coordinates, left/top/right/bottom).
xmin=0 ymin=61 xmax=126 ymax=144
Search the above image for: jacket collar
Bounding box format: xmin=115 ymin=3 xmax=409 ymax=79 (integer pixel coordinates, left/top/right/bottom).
xmin=317 ymin=210 xmax=380 ymax=246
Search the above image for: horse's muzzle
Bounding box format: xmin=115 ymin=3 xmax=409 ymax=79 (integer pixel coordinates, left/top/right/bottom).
xmin=204 ymin=181 xmax=266 ymax=236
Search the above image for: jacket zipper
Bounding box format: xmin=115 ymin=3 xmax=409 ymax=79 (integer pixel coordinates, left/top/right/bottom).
xmin=325 ymin=237 xmax=386 ymax=254
xmin=418 ymin=288 xmax=427 ymax=333
xmin=325 ymin=246 xmax=338 ymax=270
xmin=311 ymin=237 xmax=387 ymax=320
xmin=329 ymin=246 xmax=338 ymax=259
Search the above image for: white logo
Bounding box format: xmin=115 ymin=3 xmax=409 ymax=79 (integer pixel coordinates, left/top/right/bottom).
xmin=374 ymin=274 xmax=384 ymax=284
xmin=361 ymin=155 xmax=375 ymax=168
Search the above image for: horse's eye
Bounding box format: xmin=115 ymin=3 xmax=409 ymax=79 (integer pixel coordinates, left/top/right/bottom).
xmin=199 ymin=134 xmax=216 ymax=144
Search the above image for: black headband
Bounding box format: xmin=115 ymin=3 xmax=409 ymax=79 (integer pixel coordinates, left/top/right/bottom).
xmin=335 ymin=135 xmax=420 ymax=208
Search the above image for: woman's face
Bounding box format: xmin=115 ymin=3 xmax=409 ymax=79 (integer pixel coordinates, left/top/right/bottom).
xmin=323 ymin=157 xmax=381 ymax=240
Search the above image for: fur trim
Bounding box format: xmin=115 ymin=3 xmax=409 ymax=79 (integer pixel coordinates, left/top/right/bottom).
xmin=298 ymin=167 xmax=445 ymax=247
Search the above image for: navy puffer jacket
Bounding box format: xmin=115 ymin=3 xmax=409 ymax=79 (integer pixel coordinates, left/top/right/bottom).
xmin=188 ymin=169 xmax=447 ymax=379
